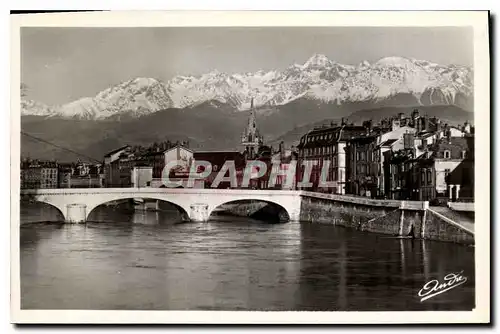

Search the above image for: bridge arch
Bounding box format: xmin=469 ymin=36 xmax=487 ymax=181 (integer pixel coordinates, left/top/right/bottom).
xmin=208 ymin=199 xmax=291 ymax=222
xmin=84 ymin=195 xmax=191 ymax=221
xmin=20 ymin=198 xmax=66 ymax=223
xmin=86 ymin=197 xmax=190 ymax=222
xmin=204 ymin=192 xmax=301 ymax=222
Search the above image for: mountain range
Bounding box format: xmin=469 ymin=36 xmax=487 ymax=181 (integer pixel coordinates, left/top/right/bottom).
xmin=22 ymin=54 xmax=473 ymax=119
xmin=20 ymin=54 xmax=474 ymax=161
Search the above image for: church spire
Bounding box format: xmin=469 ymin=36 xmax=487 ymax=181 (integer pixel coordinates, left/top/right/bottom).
xmin=241 ymin=97 xmax=263 ymax=159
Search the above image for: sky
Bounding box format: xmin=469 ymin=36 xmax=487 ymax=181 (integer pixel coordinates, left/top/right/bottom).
xmin=21 ymin=27 xmax=473 ymax=106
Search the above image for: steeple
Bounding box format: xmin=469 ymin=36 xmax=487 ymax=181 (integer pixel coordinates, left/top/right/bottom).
xmin=241 ymin=97 xmax=263 ymax=159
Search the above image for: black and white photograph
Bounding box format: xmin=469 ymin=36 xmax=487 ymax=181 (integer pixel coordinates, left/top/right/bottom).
xmin=10 ymin=11 xmax=490 ymax=324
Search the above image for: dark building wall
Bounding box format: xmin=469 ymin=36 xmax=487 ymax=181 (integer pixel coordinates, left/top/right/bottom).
xmin=345 ymin=136 xmax=379 ymax=197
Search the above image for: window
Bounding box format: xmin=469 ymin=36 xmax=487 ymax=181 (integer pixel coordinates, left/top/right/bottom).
xmin=444 ymin=150 xmax=451 ymax=159
xmin=421 ymin=169 xmax=426 ymax=186
xmin=461 ymin=150 xmax=467 ymax=159
xmin=427 ymin=169 xmax=432 ymax=185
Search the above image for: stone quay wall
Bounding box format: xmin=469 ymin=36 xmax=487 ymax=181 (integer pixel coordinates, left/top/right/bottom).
xmin=298 ymin=192 xmax=474 ymax=245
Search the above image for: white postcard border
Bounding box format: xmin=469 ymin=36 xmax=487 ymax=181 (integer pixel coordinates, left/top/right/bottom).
xmin=10 ymin=10 xmax=490 ymax=324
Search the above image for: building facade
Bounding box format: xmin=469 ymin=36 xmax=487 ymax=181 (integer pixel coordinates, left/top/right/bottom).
xmin=192 ymin=151 xmax=246 ymax=189
xmin=131 ymin=166 xmax=153 ymax=188
xmin=103 ymin=145 xmax=131 ymax=187
xmin=270 ymin=142 xmax=298 ymax=190
xmin=297 ymin=120 xmax=369 ymax=194
xmin=386 ymin=133 xmax=474 ymax=202
xmin=145 ymin=145 xmax=193 ymax=181
xmin=21 ymin=160 xmax=58 ymax=189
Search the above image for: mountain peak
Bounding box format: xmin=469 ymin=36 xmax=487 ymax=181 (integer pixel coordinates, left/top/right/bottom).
xmin=375 ymin=56 xmax=414 ymax=67
xmin=303 ymin=53 xmax=333 ymax=68
xmin=359 ymin=60 xmax=371 ymax=68
xmin=127 ymin=77 xmax=162 ymax=86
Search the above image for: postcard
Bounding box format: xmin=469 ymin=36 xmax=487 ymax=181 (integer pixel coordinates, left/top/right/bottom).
xmin=10 ymin=10 xmax=490 ymax=324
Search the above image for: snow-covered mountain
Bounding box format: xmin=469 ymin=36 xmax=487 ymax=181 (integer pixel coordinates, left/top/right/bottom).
xmin=21 ymin=54 xmax=473 ymax=119
xmin=21 ymin=99 xmax=58 ymax=117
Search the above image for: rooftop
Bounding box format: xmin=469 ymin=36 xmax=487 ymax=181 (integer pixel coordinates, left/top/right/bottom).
xmin=104 ymin=145 xmax=130 ymax=157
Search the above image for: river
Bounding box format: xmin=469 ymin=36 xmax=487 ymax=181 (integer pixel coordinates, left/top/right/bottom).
xmin=20 ymin=202 xmax=475 ymax=311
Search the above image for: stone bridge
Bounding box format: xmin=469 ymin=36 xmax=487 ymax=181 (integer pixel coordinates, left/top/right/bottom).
xmin=20 ymin=188 xmax=474 ymax=244
xmin=20 ymin=188 xmax=302 ymax=223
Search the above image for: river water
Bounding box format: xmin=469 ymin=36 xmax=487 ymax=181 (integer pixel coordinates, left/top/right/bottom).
xmin=20 ymin=202 xmax=475 ymax=311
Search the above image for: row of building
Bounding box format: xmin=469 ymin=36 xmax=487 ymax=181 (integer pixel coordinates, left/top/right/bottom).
xmin=296 ymin=109 xmax=474 ymax=203
xmin=20 ymin=159 xmax=105 ymax=189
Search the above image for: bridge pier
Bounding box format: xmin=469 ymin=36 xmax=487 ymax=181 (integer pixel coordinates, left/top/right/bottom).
xmin=66 ymin=204 xmax=87 ymax=223
xmin=190 ymin=203 xmax=210 ymax=222
xmin=288 ymin=210 xmax=301 ymax=222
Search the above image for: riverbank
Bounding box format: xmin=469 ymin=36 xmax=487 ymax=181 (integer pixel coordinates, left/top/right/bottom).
xmin=299 ymin=192 xmax=474 ymax=245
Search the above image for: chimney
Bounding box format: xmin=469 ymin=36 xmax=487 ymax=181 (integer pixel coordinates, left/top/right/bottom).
xmin=279 ymin=141 xmax=285 ymax=159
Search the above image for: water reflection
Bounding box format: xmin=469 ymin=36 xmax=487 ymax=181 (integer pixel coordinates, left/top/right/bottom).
xmin=20 ymin=205 xmax=475 ymax=311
